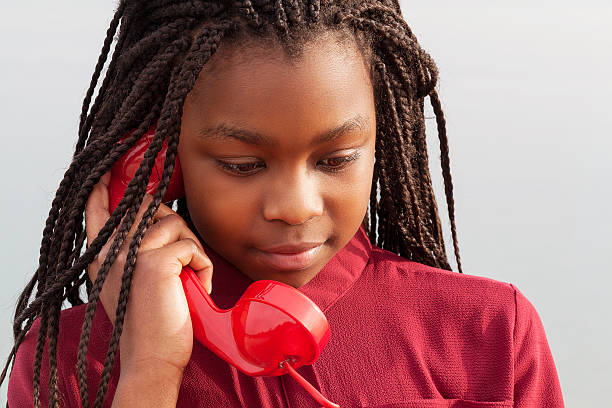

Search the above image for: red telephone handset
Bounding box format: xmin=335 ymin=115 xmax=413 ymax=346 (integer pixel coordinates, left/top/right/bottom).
xmin=108 ymin=127 xmax=339 ymax=407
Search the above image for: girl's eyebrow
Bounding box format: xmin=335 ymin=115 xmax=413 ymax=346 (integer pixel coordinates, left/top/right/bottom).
xmin=198 ymin=114 xmax=368 ymax=146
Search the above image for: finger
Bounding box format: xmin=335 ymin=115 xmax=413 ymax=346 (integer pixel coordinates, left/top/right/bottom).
xmin=127 ymin=194 xmax=183 ymax=239
xmin=141 ymin=212 xmax=204 ymax=252
xmin=85 ymin=171 xmax=111 ymax=245
xmin=151 ymin=200 xmax=176 ymax=223
xmin=159 ymin=239 xmax=213 ymax=294
xmin=150 ymin=202 xmax=201 ymax=249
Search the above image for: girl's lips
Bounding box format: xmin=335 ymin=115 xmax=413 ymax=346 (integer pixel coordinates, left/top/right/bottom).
xmin=256 ymin=244 xmax=324 ymax=271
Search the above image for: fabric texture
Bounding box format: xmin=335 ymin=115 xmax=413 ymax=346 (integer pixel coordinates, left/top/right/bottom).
xmin=8 ymin=226 xmax=564 ymax=407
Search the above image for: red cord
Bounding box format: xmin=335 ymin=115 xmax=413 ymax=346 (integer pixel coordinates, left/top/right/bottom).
xmin=283 ymin=362 xmax=340 ymax=408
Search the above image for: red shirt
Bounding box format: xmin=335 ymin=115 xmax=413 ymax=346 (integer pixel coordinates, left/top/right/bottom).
xmin=8 ymin=226 xmax=564 ymax=407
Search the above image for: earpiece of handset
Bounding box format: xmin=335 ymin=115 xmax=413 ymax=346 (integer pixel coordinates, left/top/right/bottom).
xmin=109 ymin=128 xmax=339 ymax=408
xmin=108 ymin=126 xmax=184 ymax=212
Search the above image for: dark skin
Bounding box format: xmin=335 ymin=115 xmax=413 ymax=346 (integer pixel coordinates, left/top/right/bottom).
xmin=179 ymin=33 xmax=377 ymax=288
xmin=86 ymin=33 xmax=376 ymax=406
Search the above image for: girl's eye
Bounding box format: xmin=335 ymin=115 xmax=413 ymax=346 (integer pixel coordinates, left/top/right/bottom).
xmin=216 ymin=160 xmax=265 ymax=176
xmin=318 ymin=151 xmax=361 ymax=172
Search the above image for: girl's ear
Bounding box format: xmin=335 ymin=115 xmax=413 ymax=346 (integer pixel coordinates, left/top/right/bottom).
xmin=109 ymin=126 xmax=185 ymax=212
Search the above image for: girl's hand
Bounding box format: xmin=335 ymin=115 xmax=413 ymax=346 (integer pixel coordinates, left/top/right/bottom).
xmin=84 ymin=171 xmax=213 ymax=381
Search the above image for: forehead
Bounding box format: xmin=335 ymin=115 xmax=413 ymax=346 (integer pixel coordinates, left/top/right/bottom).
xmin=183 ymin=33 xmax=375 ymax=139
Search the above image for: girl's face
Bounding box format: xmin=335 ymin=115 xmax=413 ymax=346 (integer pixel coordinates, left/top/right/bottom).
xmin=178 ymin=34 xmax=376 ymax=288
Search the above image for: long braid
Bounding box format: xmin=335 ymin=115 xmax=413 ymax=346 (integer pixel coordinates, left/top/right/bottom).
xmin=412 ymin=97 xmax=449 ymax=261
xmin=386 ymin=55 xmax=450 ymax=264
xmin=371 ymin=65 xmax=413 ymax=251
xmin=76 ymin=1 xmax=127 ymax=154
xmin=46 ymin=303 xmax=61 ymax=407
xmin=3 ymin=2 xmax=463 ymax=406
xmin=430 ymin=89 xmax=462 ymax=272
xmin=376 ymin=58 xmax=424 ymax=247
xmin=31 ymin=312 xmax=48 ymax=407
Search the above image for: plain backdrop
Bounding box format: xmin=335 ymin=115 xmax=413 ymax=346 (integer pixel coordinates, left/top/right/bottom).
xmin=1 ymin=1 xmax=610 ymax=406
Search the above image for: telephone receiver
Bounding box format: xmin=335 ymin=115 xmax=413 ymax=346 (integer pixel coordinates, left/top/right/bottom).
xmin=108 ymin=127 xmax=339 ymax=407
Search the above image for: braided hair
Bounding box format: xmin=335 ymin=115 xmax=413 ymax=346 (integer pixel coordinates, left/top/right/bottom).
xmin=1 ymin=1 xmax=462 ymax=406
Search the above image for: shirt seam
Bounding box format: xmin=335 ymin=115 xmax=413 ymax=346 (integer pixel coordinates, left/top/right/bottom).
xmin=510 ymin=283 xmax=518 ymax=404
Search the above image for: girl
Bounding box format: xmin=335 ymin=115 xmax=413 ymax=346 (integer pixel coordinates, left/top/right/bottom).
xmin=2 ymin=0 xmax=564 ymax=407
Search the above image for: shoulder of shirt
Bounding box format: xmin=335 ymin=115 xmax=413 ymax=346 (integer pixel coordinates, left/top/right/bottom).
xmin=24 ymin=303 xmax=89 ymax=344
xmin=367 ymin=245 xmax=520 ymax=313
xmin=8 ymin=304 xmax=89 ymax=404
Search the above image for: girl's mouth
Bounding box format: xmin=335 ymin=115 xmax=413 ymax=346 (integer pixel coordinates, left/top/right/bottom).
xmin=255 ymin=244 xmax=324 ymax=271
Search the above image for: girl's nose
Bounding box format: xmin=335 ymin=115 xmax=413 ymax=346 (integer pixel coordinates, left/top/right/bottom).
xmin=262 ymin=171 xmax=323 ymax=226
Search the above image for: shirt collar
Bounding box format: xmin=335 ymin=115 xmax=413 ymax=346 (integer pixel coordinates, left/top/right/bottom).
xmin=206 ymin=225 xmax=372 ymax=312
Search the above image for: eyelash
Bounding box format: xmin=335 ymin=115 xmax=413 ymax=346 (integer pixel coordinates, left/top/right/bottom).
xmin=216 ymin=152 xmax=361 ymax=176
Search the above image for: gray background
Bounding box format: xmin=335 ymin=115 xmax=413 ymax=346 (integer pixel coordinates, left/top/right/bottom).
xmin=1 ymin=1 xmax=610 ymax=405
